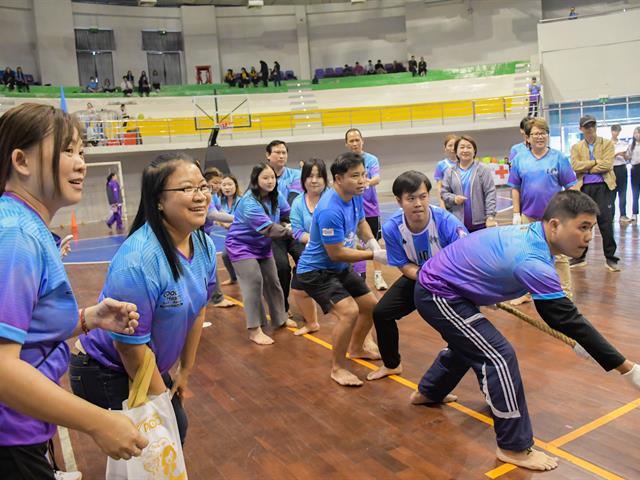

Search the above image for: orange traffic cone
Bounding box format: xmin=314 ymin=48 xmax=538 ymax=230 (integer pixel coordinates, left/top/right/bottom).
xmin=71 ymin=211 xmax=79 ymax=241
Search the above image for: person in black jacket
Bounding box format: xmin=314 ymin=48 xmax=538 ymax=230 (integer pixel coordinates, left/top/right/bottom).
xmin=260 ymin=60 xmax=269 ymax=87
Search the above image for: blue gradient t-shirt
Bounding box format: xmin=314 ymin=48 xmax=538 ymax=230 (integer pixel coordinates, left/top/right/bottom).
xmin=80 ymin=223 xmax=217 ymax=374
xmin=0 ymin=194 xmax=78 ymax=446
xmin=508 ymin=148 xmax=577 ymax=219
xmin=225 ymin=190 xmax=291 ymax=261
xmin=276 ymin=166 xmax=303 ymax=202
xmin=290 ymin=191 xmax=323 ymax=241
xmin=509 ymin=142 xmax=528 ymax=164
xmin=362 ymin=152 xmax=381 ymax=217
xmin=418 ymin=222 xmax=564 ymax=305
xmin=297 ymin=189 xmax=365 ymax=273
xmin=382 ymin=206 xmax=467 ymax=268
xmin=434 ymin=158 xmax=455 ymax=182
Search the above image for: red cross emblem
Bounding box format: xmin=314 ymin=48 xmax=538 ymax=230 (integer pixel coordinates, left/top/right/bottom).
xmin=495 ymin=164 xmax=509 ymax=179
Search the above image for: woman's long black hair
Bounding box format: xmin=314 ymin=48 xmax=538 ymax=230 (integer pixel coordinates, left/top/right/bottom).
xmin=129 ymin=151 xmax=210 ymax=281
xmin=249 ymin=162 xmax=279 ymax=214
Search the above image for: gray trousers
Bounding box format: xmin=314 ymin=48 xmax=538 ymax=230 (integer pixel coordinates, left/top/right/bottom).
xmin=232 ymin=256 xmax=286 ymax=329
xmin=211 ymin=270 xmax=224 ymax=304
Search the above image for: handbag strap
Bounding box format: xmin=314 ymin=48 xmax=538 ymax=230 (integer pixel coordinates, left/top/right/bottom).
xmin=127 ymin=347 xmax=156 ymax=408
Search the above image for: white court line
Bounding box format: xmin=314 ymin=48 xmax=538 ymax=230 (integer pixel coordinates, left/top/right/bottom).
xmin=57 ymin=426 xmax=77 ymax=471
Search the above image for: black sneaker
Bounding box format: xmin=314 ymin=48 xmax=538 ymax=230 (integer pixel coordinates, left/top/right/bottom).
xmin=569 ymin=258 xmax=587 ymax=268
xmin=605 ymin=259 xmax=621 ymax=272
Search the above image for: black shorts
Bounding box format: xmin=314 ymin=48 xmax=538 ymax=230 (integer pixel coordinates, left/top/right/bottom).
xmin=0 ymin=442 xmax=55 ymax=480
xmin=296 ymin=268 xmax=370 ymax=314
xmin=365 ymin=216 xmax=381 ymax=241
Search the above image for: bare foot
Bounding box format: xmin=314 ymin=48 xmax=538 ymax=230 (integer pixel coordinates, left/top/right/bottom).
xmin=367 ymin=364 xmax=403 ymax=381
xmin=331 ymin=368 xmax=363 ymax=387
xmin=410 ymin=390 xmax=458 ymax=404
xmin=285 ymin=318 xmax=298 ymax=328
xmin=363 ymin=339 xmax=381 ymax=357
xmin=496 ymin=447 xmax=558 ymax=471
xmin=213 ymin=299 xmax=235 ymax=308
xmin=348 ymin=349 xmax=382 ymax=360
xmin=294 ymin=323 xmax=320 ymax=336
xmin=221 ymin=279 xmax=236 ymax=286
xmin=248 ymin=328 xmax=274 ymax=345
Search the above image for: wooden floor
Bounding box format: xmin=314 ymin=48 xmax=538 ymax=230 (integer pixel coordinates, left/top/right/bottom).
xmin=57 ymin=220 xmax=640 ymax=479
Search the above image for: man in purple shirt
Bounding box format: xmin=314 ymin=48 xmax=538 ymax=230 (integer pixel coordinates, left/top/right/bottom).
xmin=345 ymin=128 xmax=388 ymax=290
xmin=413 ymin=190 xmax=639 ymax=472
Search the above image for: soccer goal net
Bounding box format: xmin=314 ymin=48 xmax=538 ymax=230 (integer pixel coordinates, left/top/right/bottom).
xmin=51 ymin=161 xmax=128 ymax=230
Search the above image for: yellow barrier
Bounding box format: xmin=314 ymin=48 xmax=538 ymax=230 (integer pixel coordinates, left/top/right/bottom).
xmin=98 ymin=94 xmax=528 ymax=141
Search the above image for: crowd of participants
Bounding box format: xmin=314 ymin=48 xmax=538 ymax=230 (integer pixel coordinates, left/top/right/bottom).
xmin=2 ymin=102 xmax=640 ymax=479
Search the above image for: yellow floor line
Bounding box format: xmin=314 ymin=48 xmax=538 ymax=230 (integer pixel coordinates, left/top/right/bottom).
xmin=222 ymin=294 xmax=623 ymax=480
xmin=550 ymin=397 xmax=640 ymax=447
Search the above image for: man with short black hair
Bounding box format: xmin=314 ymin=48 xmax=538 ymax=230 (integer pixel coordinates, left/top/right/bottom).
xmin=368 ymin=171 xmax=467 ymax=382
xmin=611 ymin=124 xmax=630 ymax=223
xmin=413 ymin=190 xmax=639 ymax=472
xmin=570 ymin=115 xmax=619 ymax=271
xmin=296 ymin=152 xmax=386 ymax=387
xmin=265 ymin=140 xmax=304 ymax=319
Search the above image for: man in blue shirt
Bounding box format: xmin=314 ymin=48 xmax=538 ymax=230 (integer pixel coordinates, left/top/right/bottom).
xmin=368 ymin=171 xmax=467 ymax=382
xmin=508 ymin=117 xmax=530 ymax=166
xmin=297 ymin=152 xmax=387 ymax=387
xmin=266 ymin=140 xmax=305 ymax=319
xmin=414 ymin=190 xmax=639 ymax=471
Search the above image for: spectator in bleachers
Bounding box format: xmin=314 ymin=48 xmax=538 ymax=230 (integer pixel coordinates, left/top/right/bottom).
xmin=224 ymin=69 xmax=236 ymax=87
xmin=15 ymin=66 xmax=29 ymax=92
xmin=240 ymin=67 xmax=250 ymax=88
xmin=374 ymin=59 xmax=385 ymax=74
xmin=151 ymin=69 xmax=161 ymax=91
xmin=393 ymin=61 xmax=406 ymax=73
xmin=2 ymin=67 xmax=15 ymax=90
xmin=343 ymin=64 xmax=353 ymax=76
xmin=138 ymin=71 xmax=151 ymax=96
xmin=568 ymin=6 xmax=578 ymax=19
xmin=120 ymin=76 xmax=133 ymax=96
xmin=125 ymin=70 xmax=134 ymax=82
xmin=418 ymin=57 xmax=427 ymax=76
xmin=250 ymin=66 xmax=259 ymax=86
xmin=408 ymin=56 xmax=418 ymax=77
xmin=354 ymin=61 xmax=364 ymax=76
xmin=366 ymin=60 xmax=375 ymax=75
xmin=101 ymin=78 xmax=116 ymax=93
xmin=260 ymin=60 xmax=269 ymax=87
xmin=271 ymin=66 xmax=282 ymax=87
xmin=85 ymin=76 xmax=101 ymax=93
xmin=273 ymin=61 xmax=281 ymax=75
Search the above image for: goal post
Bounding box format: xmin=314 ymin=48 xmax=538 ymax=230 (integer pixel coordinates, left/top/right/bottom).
xmin=51 ymin=161 xmax=129 ymax=230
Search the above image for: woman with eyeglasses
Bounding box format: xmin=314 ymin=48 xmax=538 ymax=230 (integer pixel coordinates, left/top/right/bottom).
xmin=508 ymin=117 xmax=577 ymax=304
xmin=70 ymin=152 xmax=218 ymax=445
xmin=225 ymin=162 xmax=292 ymax=345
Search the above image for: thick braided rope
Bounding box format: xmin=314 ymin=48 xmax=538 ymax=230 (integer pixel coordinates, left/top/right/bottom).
xmin=497 ymin=302 xmax=576 ymax=347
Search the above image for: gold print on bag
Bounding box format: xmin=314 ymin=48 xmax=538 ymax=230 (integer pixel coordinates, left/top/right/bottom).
xmin=137 ymin=412 xmax=163 ymax=432
xmin=143 ymin=438 xmax=186 ymax=479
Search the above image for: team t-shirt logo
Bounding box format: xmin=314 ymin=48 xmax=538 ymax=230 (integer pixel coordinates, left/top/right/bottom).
xmin=160 ymin=290 xmax=183 ymax=308
xmin=546 ymin=167 xmax=559 ymax=176
xmin=322 ymin=228 xmax=334 ymax=237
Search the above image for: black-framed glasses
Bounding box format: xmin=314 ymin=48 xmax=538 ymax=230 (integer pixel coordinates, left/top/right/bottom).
xmin=163 ymin=185 xmax=212 ymax=195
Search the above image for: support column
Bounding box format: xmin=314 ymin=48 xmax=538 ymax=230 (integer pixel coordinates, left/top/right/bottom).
xmin=181 ymin=5 xmax=222 ymax=84
xmin=295 ymin=5 xmax=311 ymax=80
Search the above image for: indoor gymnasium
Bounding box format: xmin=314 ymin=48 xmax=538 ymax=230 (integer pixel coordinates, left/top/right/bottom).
xmin=1 ymin=1 xmax=640 ymax=479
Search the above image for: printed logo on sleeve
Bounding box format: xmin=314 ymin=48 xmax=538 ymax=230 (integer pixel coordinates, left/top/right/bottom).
xmin=322 ymin=228 xmax=334 ymax=237
xmin=159 ymin=290 xmax=183 ymax=308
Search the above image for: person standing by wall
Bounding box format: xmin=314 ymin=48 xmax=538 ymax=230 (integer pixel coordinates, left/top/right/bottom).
xmin=623 ymin=126 xmax=640 ymax=223
xmin=570 ymin=115 xmax=619 ymax=271
xmin=611 ymin=124 xmax=630 ymax=223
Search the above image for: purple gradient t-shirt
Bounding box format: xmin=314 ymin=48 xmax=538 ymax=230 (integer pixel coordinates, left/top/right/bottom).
xmin=508 ymin=148 xmax=577 ymax=219
xmin=362 ymin=152 xmax=381 ymax=217
xmin=418 ymin=222 xmax=564 ymax=305
xmin=225 ymin=190 xmax=291 ymax=262
xmin=583 ymin=142 xmax=605 ymax=185
xmin=0 ymin=194 xmax=78 ymax=446
xmin=80 ymin=223 xmax=217 ymax=374
xmin=434 ymin=158 xmax=455 ymax=182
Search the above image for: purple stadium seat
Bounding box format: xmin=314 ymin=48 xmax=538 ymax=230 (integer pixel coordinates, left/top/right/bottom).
xmin=315 ymin=68 xmax=325 ymax=79
xmin=324 ymin=68 xmax=334 ymax=77
xmin=334 ymin=67 xmax=344 ymax=77
xmin=384 ymin=63 xmax=393 ymax=72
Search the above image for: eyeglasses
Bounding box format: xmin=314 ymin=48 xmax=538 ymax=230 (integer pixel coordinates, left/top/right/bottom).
xmin=529 ymin=132 xmax=548 ymax=137
xmin=163 ymin=185 xmax=211 ymax=195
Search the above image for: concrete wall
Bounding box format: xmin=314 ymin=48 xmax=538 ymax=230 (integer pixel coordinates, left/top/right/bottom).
xmin=405 ymin=0 xmax=541 ymax=69
xmin=541 ymin=0 xmax=640 ymax=20
xmin=538 ymin=7 xmax=640 ymax=103
xmin=0 ymin=0 xmax=38 ymax=77
xmin=0 ymin=0 xmax=541 ymax=85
